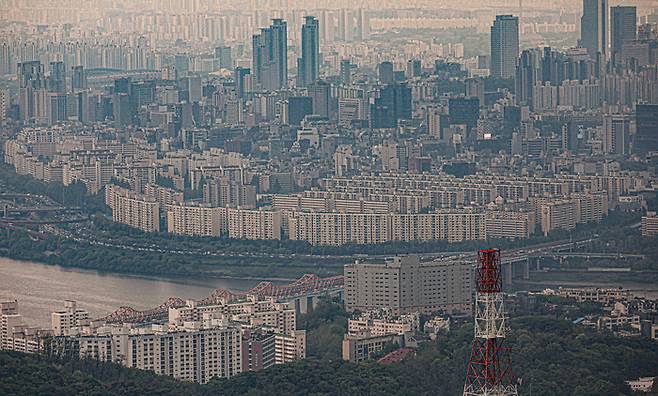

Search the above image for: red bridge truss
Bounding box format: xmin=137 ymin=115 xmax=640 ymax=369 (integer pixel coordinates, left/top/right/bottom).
xmin=97 ymin=274 xmax=344 ymax=324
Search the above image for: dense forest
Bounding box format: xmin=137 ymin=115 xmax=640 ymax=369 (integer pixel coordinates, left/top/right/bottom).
xmin=2 ymin=315 xmax=658 ymax=396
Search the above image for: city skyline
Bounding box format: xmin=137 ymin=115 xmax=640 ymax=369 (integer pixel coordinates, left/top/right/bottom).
xmin=1 ymin=1 xmax=658 ymax=395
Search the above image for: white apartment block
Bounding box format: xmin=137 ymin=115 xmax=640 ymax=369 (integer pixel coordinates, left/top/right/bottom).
xmin=166 ymin=204 xmax=227 ymax=237
xmin=52 ymin=300 xmax=90 ymax=336
xmin=169 ymin=296 xmax=297 ymax=336
xmin=227 ymin=208 xmax=282 ymax=240
xmin=344 ymin=255 xmax=473 ymax=315
xmin=539 ymin=199 xmax=577 ymax=236
xmin=105 ymin=184 xmax=160 ymax=232
xmin=348 ymin=309 xmax=420 ymax=337
xmin=274 ymin=330 xmax=306 ymax=364
xmin=126 ymin=326 xmax=242 ymax=384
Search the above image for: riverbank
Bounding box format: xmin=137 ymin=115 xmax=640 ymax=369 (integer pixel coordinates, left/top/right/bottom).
xmin=0 ymin=230 xmax=347 ymax=279
xmin=0 ymin=256 xmax=289 ymax=328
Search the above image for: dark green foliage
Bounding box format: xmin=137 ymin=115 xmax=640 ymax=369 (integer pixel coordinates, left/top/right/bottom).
xmin=2 ymin=315 xmax=657 ymax=395
xmin=0 ymin=351 xmax=200 ymax=396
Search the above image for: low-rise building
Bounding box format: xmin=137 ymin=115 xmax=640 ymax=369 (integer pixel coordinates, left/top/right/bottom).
xmin=642 ymin=212 xmax=658 ymax=237
xmin=342 ymin=333 xmax=404 ymax=363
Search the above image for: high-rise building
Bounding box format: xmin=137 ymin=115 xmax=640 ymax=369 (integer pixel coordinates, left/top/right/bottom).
xmin=298 ymin=16 xmax=319 ymax=87
xmin=234 ymin=67 xmax=251 ymax=99
xmin=634 ymin=104 xmax=658 ymax=155
xmin=215 ymin=46 xmax=233 ymax=69
xmin=610 ymin=6 xmax=637 ymax=62
xmin=340 ymin=59 xmax=351 ymax=85
xmin=515 ymin=49 xmax=539 ymax=107
xmin=47 ymin=93 xmax=67 ymax=125
xmin=344 ymin=255 xmax=473 ymax=315
xmin=287 ymin=96 xmax=313 ymax=125
xmin=17 ymin=61 xmax=46 ymax=122
xmin=51 ymin=300 xmax=90 ymax=336
xmin=253 ymin=19 xmax=288 ymax=91
xmin=580 ymin=0 xmax=607 ymax=58
xmin=48 ymin=61 xmax=66 ymax=93
xmin=378 ymin=61 xmax=394 ymax=84
xmin=602 ymin=114 xmax=630 ymax=154
xmin=356 ymin=8 xmax=370 ymax=41
xmin=308 ymin=80 xmax=331 ymax=119
xmin=449 ymin=97 xmax=480 ymax=132
xmin=0 ymin=89 xmax=8 ymax=121
xmin=370 ymin=83 xmax=411 ymax=128
xmin=405 ymin=59 xmax=422 ymax=79
xmin=71 ymin=65 xmax=87 ymax=92
xmin=490 ymin=15 xmax=520 ymax=79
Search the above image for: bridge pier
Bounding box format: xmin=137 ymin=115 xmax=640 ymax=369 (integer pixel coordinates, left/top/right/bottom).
xmin=523 ymin=260 xmax=530 ymax=280
xmin=502 ymin=263 xmax=513 ymax=289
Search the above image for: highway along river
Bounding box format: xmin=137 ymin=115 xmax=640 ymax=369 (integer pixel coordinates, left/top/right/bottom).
xmin=0 ymin=256 xmax=277 ymax=328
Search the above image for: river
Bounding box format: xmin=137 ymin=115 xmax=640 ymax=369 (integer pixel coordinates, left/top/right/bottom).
xmin=0 ymin=257 xmax=274 ymax=328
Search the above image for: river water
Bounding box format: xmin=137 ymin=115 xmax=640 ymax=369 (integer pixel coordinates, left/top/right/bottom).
xmin=0 ymin=257 xmax=270 ymax=328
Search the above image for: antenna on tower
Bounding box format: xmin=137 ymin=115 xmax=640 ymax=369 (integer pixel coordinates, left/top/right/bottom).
xmin=463 ymin=248 xmax=519 ymax=396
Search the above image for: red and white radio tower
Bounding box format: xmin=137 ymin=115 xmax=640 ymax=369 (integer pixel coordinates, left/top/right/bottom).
xmin=463 ymin=248 xmax=518 ymax=396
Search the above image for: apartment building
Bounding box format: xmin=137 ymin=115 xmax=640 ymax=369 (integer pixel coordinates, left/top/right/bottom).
xmin=166 ymin=204 xmax=227 ymax=237
xmin=126 ymin=325 xmax=242 ymax=384
xmin=642 ymin=212 xmax=658 ymax=237
xmin=105 ymin=184 xmax=160 ymax=232
xmin=274 ymin=330 xmax=306 ymax=364
xmin=347 ymin=309 xmax=420 ymax=337
xmin=287 ymin=209 xmax=486 ymax=246
xmin=573 ymin=191 xmax=609 ymax=224
xmin=342 ymin=333 xmax=404 ymax=363
xmin=241 ymin=329 xmax=276 ymax=372
xmin=227 ymin=208 xmax=282 ymax=240
xmin=51 ymin=300 xmax=90 ymax=336
xmin=169 ymin=296 xmax=296 ymax=336
xmin=144 ymin=184 xmax=184 ymax=207
xmin=539 ymin=199 xmax=577 ymax=235
xmin=485 ymin=208 xmax=535 ymax=239
xmin=1 ymin=301 xmax=50 ymax=353
xmin=344 ymin=255 xmax=473 ymax=315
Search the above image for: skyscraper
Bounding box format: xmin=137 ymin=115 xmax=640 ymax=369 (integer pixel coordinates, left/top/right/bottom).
xmin=18 ymin=61 xmax=46 ymax=122
xmin=634 ymin=104 xmax=658 ymax=155
xmin=215 ymin=46 xmax=233 ymax=69
xmin=378 ymin=61 xmax=394 ymax=84
xmin=515 ymin=49 xmax=540 ymax=108
xmin=490 ymin=15 xmax=520 ymax=79
xmin=234 ymin=67 xmax=251 ymax=99
xmin=580 ymin=0 xmax=607 ymax=59
xmin=49 ymin=61 xmax=66 ymax=93
xmin=298 ymin=16 xmax=319 ymax=87
xmin=610 ymin=6 xmax=637 ymax=63
xmin=340 ymin=59 xmax=351 ymax=85
xmin=602 ymin=114 xmax=630 ymax=155
xmin=71 ymin=65 xmax=87 ymax=92
xmin=253 ymin=19 xmax=288 ymax=91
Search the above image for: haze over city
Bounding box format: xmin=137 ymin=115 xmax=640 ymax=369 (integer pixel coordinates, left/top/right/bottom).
xmin=1 ymin=0 xmax=658 ymax=395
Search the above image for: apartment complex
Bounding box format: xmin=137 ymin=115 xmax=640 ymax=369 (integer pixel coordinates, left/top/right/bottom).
xmin=1 ymin=301 xmax=50 ymax=353
xmin=105 ymin=184 xmax=160 ymax=232
xmin=344 ymin=255 xmax=473 ymax=315
xmin=3 ymin=296 xmax=306 ymax=384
